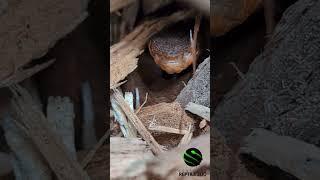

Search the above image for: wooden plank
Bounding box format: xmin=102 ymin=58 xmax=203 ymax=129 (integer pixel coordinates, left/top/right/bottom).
xmin=241 ymin=128 xmax=320 ymax=180
xmin=110 ymin=137 xmax=153 ymax=179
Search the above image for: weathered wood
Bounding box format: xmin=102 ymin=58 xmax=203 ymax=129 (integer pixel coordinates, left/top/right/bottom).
xmin=185 ymin=102 xmax=210 ymax=121
xmin=47 ymin=96 xmax=77 ymax=160
xmin=241 ymin=128 xmax=320 ymax=180
xmin=112 ymin=89 xmax=164 ymax=155
xmin=110 ymin=137 xmax=153 ymax=179
xmin=9 ymin=84 xmax=90 ymax=180
xmin=0 ymin=0 xmax=87 ymax=84
xmin=1 ymin=114 xmax=52 ymax=180
xmin=213 ymin=0 xmax=320 ymax=147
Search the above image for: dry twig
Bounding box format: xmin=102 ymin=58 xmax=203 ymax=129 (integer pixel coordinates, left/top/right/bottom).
xmin=178 ymin=123 xmax=193 ymax=147
xmin=135 ymin=92 xmax=148 ymax=114
xmin=148 ymin=117 xmax=188 ymax=135
xmin=229 ymin=62 xmax=245 ymax=79
xmin=191 ymin=15 xmax=201 ymax=74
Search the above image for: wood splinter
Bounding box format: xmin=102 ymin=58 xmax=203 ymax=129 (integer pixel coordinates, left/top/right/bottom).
xmin=191 ymin=15 xmax=201 ymax=74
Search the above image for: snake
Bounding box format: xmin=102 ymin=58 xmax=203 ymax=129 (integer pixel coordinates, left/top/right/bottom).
xmin=148 ymin=23 xmax=195 ymax=74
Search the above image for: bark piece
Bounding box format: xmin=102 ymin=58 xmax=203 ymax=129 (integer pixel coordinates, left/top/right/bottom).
xmin=110 ymin=10 xmax=193 ymax=89
xmin=213 ymin=0 xmax=320 ymax=147
xmin=9 ymin=84 xmax=89 ymax=180
xmin=110 ymin=137 xmax=153 ymax=179
xmin=0 ymin=0 xmax=88 ymax=83
xmin=241 ymin=128 xmax=320 ymax=180
xmin=176 ymin=57 xmax=210 ymax=108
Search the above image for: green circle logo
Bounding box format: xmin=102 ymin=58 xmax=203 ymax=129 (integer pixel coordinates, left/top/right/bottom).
xmin=183 ymin=148 xmax=203 ymax=166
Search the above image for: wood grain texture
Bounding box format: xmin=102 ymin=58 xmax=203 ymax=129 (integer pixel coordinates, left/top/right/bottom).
xmin=0 ymin=0 xmax=87 ymax=83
